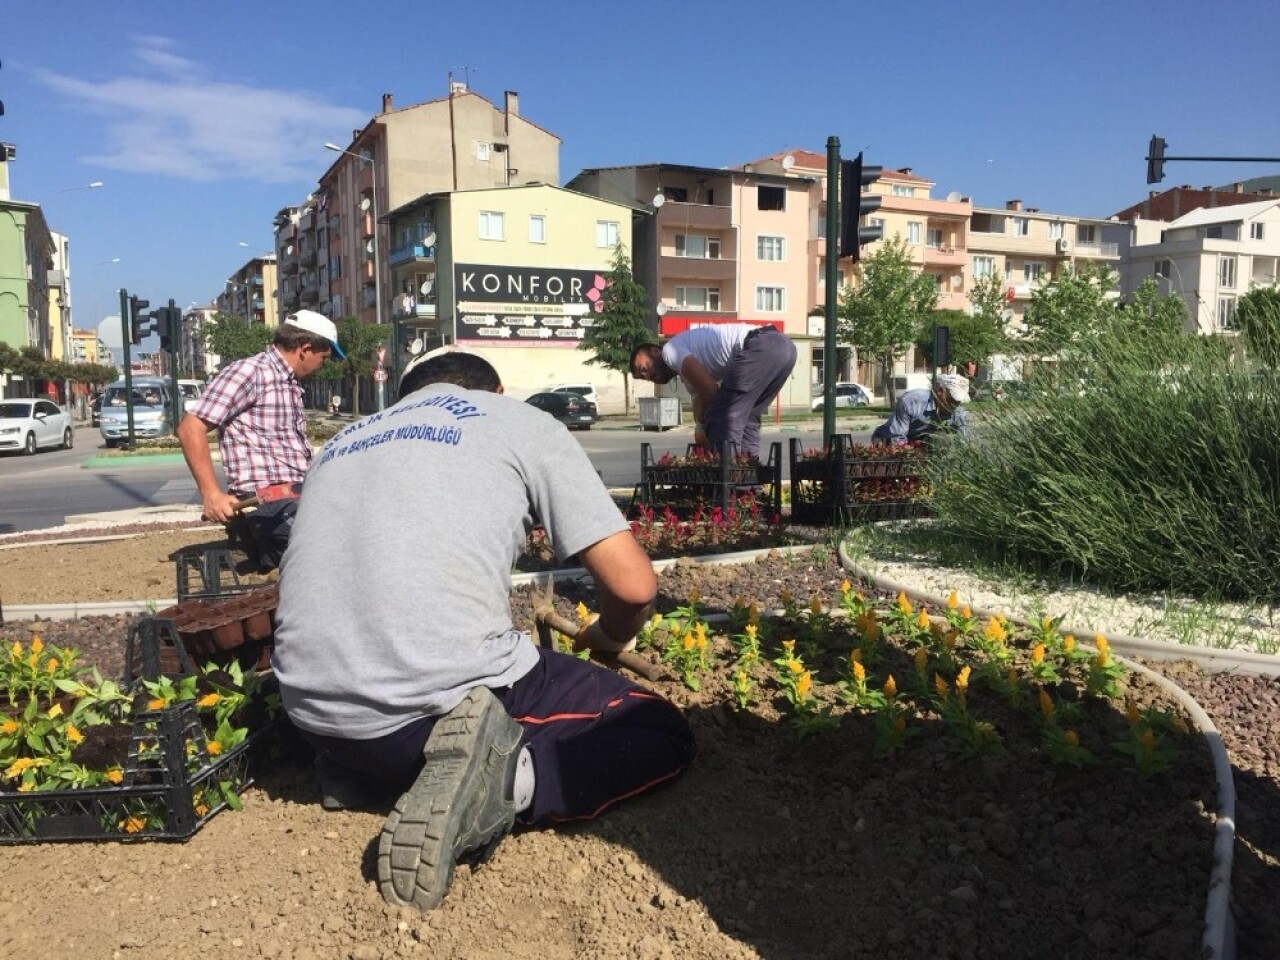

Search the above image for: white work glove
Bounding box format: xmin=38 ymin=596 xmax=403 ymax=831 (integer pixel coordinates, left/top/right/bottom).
xmin=574 ymin=615 xmax=637 ymax=654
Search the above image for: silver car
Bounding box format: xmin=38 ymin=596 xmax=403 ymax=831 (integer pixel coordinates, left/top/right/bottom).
xmin=0 ymin=398 xmax=73 ymax=455
xmin=98 ymin=378 xmax=174 ymax=447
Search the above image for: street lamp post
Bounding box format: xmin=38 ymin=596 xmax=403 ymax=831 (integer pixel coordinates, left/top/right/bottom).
xmin=325 ymin=142 xmax=386 ymax=410
xmin=51 ymin=181 xmax=104 ymax=416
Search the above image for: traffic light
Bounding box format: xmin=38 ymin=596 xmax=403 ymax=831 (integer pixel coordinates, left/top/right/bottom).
xmin=1146 ymin=135 xmax=1167 ymax=185
xmin=129 ymin=296 xmax=151 ymax=344
xmin=157 ymin=306 xmax=180 ymax=350
xmin=839 ymin=151 xmax=883 ymax=261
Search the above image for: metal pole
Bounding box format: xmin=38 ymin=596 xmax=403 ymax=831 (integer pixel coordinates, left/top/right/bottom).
xmin=372 ymin=155 xmax=385 ymax=412
xmin=823 ymin=136 xmax=841 ymax=448
xmin=168 ymin=300 xmax=181 ymax=430
xmin=119 ymin=288 xmax=136 ymax=449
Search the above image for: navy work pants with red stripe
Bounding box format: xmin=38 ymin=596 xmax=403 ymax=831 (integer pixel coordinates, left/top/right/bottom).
xmin=305 ymin=647 xmax=696 ymax=824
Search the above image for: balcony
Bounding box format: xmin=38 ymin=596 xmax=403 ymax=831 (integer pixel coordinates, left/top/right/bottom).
xmin=924 ymin=244 xmax=966 ymax=265
xmin=280 ymin=251 xmax=299 ymax=275
xmin=388 ymin=243 xmax=437 ymax=268
xmin=301 ymin=246 xmax=318 ymax=267
xmin=300 ymin=288 xmax=320 ymax=305
xmin=656 ymin=201 xmax=732 ymax=231
xmin=299 ymin=210 xmax=315 ymax=232
xmin=658 ymin=254 xmax=737 ymax=282
xmin=1072 ymin=240 xmax=1120 ymax=258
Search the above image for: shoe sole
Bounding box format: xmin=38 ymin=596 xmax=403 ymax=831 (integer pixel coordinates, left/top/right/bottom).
xmin=376 ymin=688 xmax=520 ymax=911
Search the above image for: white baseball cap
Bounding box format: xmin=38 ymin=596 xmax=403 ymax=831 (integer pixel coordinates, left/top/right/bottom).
xmin=936 ymin=374 xmax=970 ymax=404
xmin=284 ymin=310 xmax=346 ymax=360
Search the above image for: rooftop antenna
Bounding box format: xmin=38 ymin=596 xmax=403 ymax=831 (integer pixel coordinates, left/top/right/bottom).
xmin=450 ymin=65 xmax=478 ymax=92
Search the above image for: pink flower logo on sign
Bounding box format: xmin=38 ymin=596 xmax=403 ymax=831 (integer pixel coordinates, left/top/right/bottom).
xmin=587 ymin=274 xmax=609 ymax=312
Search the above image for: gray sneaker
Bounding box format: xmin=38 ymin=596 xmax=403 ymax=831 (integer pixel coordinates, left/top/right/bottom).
xmin=377 ymin=687 xmax=523 ymax=911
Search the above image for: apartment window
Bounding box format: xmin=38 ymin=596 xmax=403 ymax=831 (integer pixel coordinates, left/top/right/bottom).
xmin=1077 ymin=224 xmax=1097 ymax=244
xmin=1024 ymin=262 xmax=1045 ymax=282
xmin=596 ymin=220 xmax=619 ymax=248
xmin=1251 ymin=222 xmax=1266 ymax=240
xmin=329 ymin=256 xmax=342 ymax=279
xmin=1048 ymin=222 xmax=1065 ymax=240
xmin=972 ymin=256 xmax=996 ymax=278
xmin=755 ymin=286 xmax=786 ymax=312
xmin=757 ymin=185 xmax=786 ymax=211
xmin=475 ymin=142 xmax=491 ymax=161
xmin=1154 ymin=259 xmax=1172 ymax=279
xmin=479 ymin=211 xmax=505 ymax=240
xmin=675 ymin=286 xmax=720 ymax=311
xmin=676 ymin=234 xmax=721 ymax=259
xmin=1012 ymin=217 xmax=1029 ymax=237
xmin=892 ymin=184 xmax=914 ymax=197
xmin=757 ymin=236 xmax=786 ymax=261
xmin=906 ymin=222 xmax=922 ymax=245
xmin=971 ymin=213 xmax=1005 ymax=233
xmin=1206 ymin=226 xmax=1224 ymax=240
xmin=926 ymin=228 xmax=944 ymax=248
xmin=1219 ymin=256 xmax=1237 ymax=288
xmin=1217 ymin=296 xmax=1237 ymax=329
xmin=528 ymin=215 xmax=546 ymax=243
xmin=869 ymin=218 xmax=885 ymax=230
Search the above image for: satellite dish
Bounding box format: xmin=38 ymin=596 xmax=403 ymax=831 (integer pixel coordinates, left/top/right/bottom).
xmin=946 ymin=191 xmax=962 ymax=202
xmin=651 ymin=192 xmax=666 ymax=208
xmin=420 ymin=279 xmax=434 ymax=295
xmin=365 ymin=239 xmax=374 ymax=253
xmin=360 ymin=197 xmax=372 ymax=212
xmin=423 ymin=232 xmax=437 ymax=247
xmin=655 ymin=303 xmax=668 ymax=316
xmin=781 ymin=154 xmax=796 ymax=170
xmin=409 ymin=338 xmax=424 ymax=355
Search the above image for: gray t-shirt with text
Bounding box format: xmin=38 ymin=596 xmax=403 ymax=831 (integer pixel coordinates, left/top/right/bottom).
xmin=272 ymin=384 xmax=628 ymax=739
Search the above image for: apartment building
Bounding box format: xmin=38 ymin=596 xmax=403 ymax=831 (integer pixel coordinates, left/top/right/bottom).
xmin=566 ymin=162 xmax=817 ymax=408
xmin=967 ymin=199 xmax=1120 ymax=331
xmin=1112 ymin=198 xmax=1280 ymax=335
xmin=383 ymin=183 xmax=634 ymax=409
xmin=284 ymin=85 xmax=561 ymax=329
xmin=0 ymin=192 xmax=54 ymax=396
xmin=218 ymin=255 xmax=279 ymax=328
xmin=68 ymin=328 xmax=108 ymax=364
xmin=1113 ymin=182 xmax=1276 ymax=223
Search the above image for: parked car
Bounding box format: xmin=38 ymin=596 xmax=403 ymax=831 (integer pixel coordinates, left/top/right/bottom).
xmin=547 ymin=382 xmax=599 ymax=408
xmin=98 ymin=377 xmax=175 ymax=447
xmin=90 ymin=393 xmax=103 ymax=427
xmin=525 ymin=391 xmax=598 ymax=430
xmin=0 ymin=398 xmax=73 ymax=455
xmin=811 ymin=382 xmax=872 ymax=410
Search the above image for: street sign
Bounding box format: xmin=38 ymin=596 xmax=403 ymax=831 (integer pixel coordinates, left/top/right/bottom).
xmin=373 ymin=368 xmax=388 ymax=383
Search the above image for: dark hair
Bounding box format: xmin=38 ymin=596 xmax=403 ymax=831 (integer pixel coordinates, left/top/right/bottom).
xmin=398 ymin=352 xmax=502 ymax=401
xmin=274 ymin=324 xmax=333 ymax=355
xmin=628 ymin=341 xmax=662 ymax=376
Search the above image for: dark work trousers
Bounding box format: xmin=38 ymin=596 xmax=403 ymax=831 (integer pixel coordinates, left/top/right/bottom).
xmin=302 ymin=646 xmax=696 ymax=825
xmin=227 ymin=498 xmax=299 ymax=571
xmin=704 ymin=327 xmax=798 ymax=460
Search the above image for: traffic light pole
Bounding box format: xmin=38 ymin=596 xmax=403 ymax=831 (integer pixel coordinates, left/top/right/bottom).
xmin=823 ymin=137 xmax=841 ymax=447
xmin=167 ymin=300 xmax=181 ymax=430
xmin=1146 ymin=135 xmax=1280 ymax=185
xmin=119 ymin=288 xmax=136 ymax=449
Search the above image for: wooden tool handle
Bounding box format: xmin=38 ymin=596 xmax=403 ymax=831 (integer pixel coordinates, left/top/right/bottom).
xmin=533 ymin=607 xmax=662 ymax=682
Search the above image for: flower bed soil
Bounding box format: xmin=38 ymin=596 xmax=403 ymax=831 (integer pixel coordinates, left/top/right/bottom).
xmin=0 ymin=532 xmax=1278 ymax=958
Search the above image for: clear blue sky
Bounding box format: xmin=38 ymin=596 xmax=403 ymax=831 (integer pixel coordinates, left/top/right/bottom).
xmin=3 ymin=0 xmax=1277 ymax=352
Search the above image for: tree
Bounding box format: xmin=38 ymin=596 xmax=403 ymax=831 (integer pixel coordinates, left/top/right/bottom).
xmin=579 ymin=243 xmax=652 ymax=413
xmin=914 ymin=308 xmax=1007 ymax=375
xmin=332 ymin=316 xmax=390 ymax=419
xmin=1021 ymin=263 xmax=1118 ymax=357
xmin=836 ymin=236 xmax=938 ymax=404
xmin=200 ymin=312 xmax=274 ymax=363
xmin=1236 ymin=287 xmax=1280 ymax=369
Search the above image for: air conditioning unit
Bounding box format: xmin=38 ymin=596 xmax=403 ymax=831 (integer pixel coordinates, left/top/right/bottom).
xmin=1056 ymin=238 xmax=1070 ymax=254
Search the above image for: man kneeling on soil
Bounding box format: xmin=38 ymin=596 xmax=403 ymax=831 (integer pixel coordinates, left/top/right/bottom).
xmin=273 ymin=351 xmax=696 ymax=912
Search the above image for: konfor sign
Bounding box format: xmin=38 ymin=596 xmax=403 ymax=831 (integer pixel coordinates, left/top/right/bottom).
xmin=454 ymin=263 xmax=606 ymax=306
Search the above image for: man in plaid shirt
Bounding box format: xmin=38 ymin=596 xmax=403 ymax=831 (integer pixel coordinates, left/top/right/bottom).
xmin=178 ymin=310 xmax=345 ymax=569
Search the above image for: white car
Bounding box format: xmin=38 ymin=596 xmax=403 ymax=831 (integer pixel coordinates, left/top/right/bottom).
xmin=0 ymin=398 xmax=73 ymax=455
xmin=811 ymin=382 xmax=872 ymax=410
xmin=548 ymin=383 xmax=599 ymax=408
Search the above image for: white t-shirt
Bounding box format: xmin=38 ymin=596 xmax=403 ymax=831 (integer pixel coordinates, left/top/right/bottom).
xmin=661 ymin=324 xmax=756 ymax=383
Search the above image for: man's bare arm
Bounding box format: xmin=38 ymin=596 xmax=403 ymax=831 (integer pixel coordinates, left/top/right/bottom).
xmin=678 ymin=355 xmax=719 ymax=425
xmin=177 ymin=413 xmax=239 ymax=522
xmin=577 ymin=530 xmax=657 ymax=646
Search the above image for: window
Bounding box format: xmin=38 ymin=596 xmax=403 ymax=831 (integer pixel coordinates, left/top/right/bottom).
xmin=818 ymin=266 xmax=846 ymax=287
xmin=1024 ymin=262 xmax=1044 ymax=282
xmin=1217 ymin=296 xmax=1237 ymax=329
xmin=1219 ymin=255 xmax=1237 ymax=289
xmin=926 ymin=228 xmax=944 ymax=248
xmin=755 ymin=286 xmax=786 ymax=312
xmin=892 ymin=184 xmax=914 ymax=197
xmin=1011 ymin=217 xmax=1029 ymax=237
xmin=479 ymin=211 xmax=505 ymax=240
xmin=906 ymin=222 xmax=922 ymax=245
xmin=528 ymin=215 xmax=546 ymax=243
xmin=757 ymin=236 xmax=785 ymax=261
xmin=662 ymin=187 xmax=688 ymax=203
xmin=596 ymin=221 xmax=619 ymax=248
xmin=1206 ymin=226 xmax=1223 ymax=240
xmin=972 ymin=256 xmax=996 ymax=278
xmin=869 ymin=218 xmax=885 ymax=230
xmin=1076 ymin=224 xmax=1096 ymax=244
xmin=1154 ymin=259 xmax=1172 ymax=279
xmin=675 ymin=286 xmax=720 ymax=311
xmin=475 ymin=142 xmax=491 ymax=161
xmin=757 ymin=185 xmax=786 ymax=211
xmin=971 ymin=213 xmax=1004 ymax=233
xmin=329 ymin=256 xmax=342 ymax=279
xmin=1251 ymin=222 xmax=1266 ymax=240
xmin=676 ymin=234 xmax=721 ymax=259
xmin=1048 ymin=222 xmax=1065 ymax=240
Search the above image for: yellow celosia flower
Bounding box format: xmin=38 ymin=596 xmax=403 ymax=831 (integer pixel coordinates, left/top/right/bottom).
xmin=1031 ymin=644 xmax=1045 ymax=666
xmin=942 ymin=630 xmax=958 ymax=651
xmin=206 ymin=741 xmax=223 ymax=757
xmin=956 ymin=666 xmax=971 ymax=691
xmin=5 ymin=757 xmax=38 ymax=778
xmin=575 ymin=602 xmax=591 ymax=624
xmin=682 ymin=632 xmax=696 ymax=652
xmin=688 ymin=589 xmax=700 ymax=606
xmin=147 ymin=698 xmax=167 ymax=711
xmin=650 ymin=612 xmax=663 ymax=626
xmin=697 ymin=633 xmax=708 ymax=652
xmin=194 ymin=803 xmax=209 ymax=818
xmin=810 ymin=597 xmax=823 ymax=616
xmin=857 ymin=612 xmax=880 ymax=642
xmin=782 ymin=639 xmax=795 ymax=654
xmin=883 ymin=675 xmax=898 ymax=699
xmin=17 ymin=782 xmax=33 ymax=792
xmin=983 ymin=618 xmax=1007 ymax=644
xmin=121 ymin=816 xmax=146 ymax=834
xmin=1042 ymin=616 xmax=1053 ymax=631
xmin=787 ymin=659 xmax=804 ymax=675
xmin=66 ymin=725 xmax=84 ymax=745
xmin=852 ymin=660 xmax=866 ymax=683
xmin=796 ymin=671 xmax=812 ymax=701
xmin=916 ymin=610 xmax=930 ymax=630
xmin=1063 ymin=635 xmax=1076 ymax=654
xmin=745 ymin=623 xmax=757 ymax=641
xmin=747 ymin=603 xmax=760 ymax=625
xmin=947 ymin=590 xmax=958 ymax=611
xmin=913 ymin=647 xmax=927 ymax=671
xmin=46 ymin=703 xmax=63 ymax=719
xmin=30 ymin=637 xmax=43 ymax=655
xmin=695 ymin=622 xmax=707 ymax=643
xmin=1038 ymin=689 xmax=1055 ymax=719
xmin=9 ymin=641 xmax=21 ymax=658
xmin=0 ymin=719 xmax=19 ymax=735
xmin=961 ymin=605 xmax=972 ymax=619
xmin=47 ymin=658 xmax=60 ymax=674
xmin=1063 ymin=730 xmax=1079 ymax=749
xmin=196 ymin=693 xmax=220 ymax=709
xmin=105 ymin=769 xmax=124 ymax=784
xmin=896 ymin=592 xmax=913 ymax=616
xmin=850 ymin=648 xmax=862 ymax=665
xmin=840 ymin=579 xmax=852 ymax=596
xmin=933 ymin=674 xmax=949 ymax=698
xmin=1094 ymin=635 xmax=1110 ymax=665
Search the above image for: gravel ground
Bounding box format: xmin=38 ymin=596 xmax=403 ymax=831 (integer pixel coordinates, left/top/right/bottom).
xmin=1 ymin=527 xmax=1278 ymax=959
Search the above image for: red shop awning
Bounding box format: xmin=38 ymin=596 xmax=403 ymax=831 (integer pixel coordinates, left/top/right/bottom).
xmin=658 ymin=316 xmax=782 ymax=336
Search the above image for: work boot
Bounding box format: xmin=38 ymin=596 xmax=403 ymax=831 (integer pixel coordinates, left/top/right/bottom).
xmin=315 ymin=756 xmax=394 ymax=812
xmin=377 ymin=687 xmax=523 ymax=912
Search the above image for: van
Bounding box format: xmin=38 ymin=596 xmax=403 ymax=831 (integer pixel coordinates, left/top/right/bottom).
xmin=177 ymin=379 xmax=205 ymax=412
xmin=98 ymin=377 xmax=175 ymax=447
xmin=892 ymin=373 xmax=933 ymax=394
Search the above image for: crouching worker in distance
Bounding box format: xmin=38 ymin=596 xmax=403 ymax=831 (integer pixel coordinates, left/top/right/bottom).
xmin=272 ymin=350 xmax=696 ymax=912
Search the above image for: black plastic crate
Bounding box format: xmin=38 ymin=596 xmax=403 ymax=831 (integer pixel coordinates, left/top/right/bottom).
xmin=176 ymin=547 xmax=261 ymax=602
xmin=0 ymin=619 xmax=265 ymax=844
xmin=788 ymin=436 xmax=931 ymax=526
xmin=633 ymin=440 xmax=782 ymax=519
